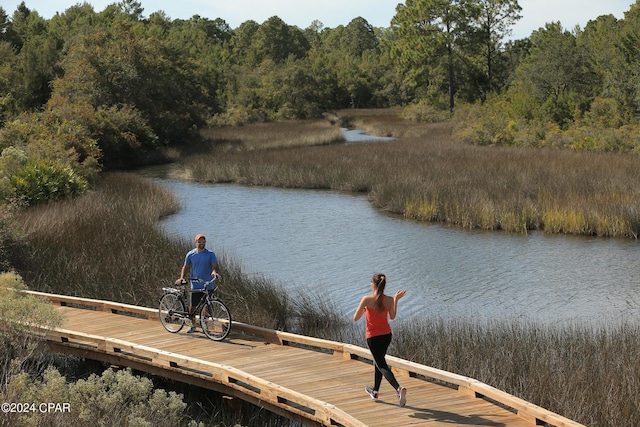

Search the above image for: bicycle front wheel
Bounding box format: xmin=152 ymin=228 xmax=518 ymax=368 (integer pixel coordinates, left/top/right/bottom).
xmin=159 ymin=292 xmax=186 ymax=333
xmin=200 ymin=299 xmax=232 ymax=341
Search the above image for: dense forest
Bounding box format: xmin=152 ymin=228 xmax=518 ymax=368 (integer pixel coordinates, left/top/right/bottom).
xmin=2 ymin=2 xmax=640 ymax=425
xmin=1 ymin=0 xmax=640 ymax=206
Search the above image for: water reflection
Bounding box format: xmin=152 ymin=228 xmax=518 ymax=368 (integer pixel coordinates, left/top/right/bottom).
xmin=152 ymin=178 xmax=640 ymax=326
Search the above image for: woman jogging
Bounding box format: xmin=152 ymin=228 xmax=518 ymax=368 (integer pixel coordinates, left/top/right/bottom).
xmin=353 ymin=273 xmax=407 ymax=406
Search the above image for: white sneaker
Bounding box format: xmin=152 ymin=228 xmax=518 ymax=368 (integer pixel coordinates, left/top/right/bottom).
xmin=397 ymin=386 xmax=407 ymax=407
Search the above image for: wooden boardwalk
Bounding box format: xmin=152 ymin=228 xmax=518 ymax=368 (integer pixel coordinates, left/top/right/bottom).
xmin=27 ymin=291 xmax=583 ymax=427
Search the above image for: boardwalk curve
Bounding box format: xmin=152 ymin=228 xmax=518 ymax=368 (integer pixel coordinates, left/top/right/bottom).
xmin=26 ymin=291 xmax=584 ymax=427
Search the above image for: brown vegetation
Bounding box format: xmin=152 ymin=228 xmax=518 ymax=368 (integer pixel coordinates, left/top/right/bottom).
xmin=181 ymin=110 xmax=640 ymax=238
xmin=9 ymin=170 xmax=640 ymax=426
xmin=392 ymin=317 xmax=640 ymax=427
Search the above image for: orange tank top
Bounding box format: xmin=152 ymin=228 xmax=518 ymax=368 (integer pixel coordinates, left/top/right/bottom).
xmin=365 ymin=302 xmax=392 ymax=339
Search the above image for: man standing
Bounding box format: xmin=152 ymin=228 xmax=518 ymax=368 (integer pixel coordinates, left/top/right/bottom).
xmin=178 ymin=233 xmax=221 ymax=333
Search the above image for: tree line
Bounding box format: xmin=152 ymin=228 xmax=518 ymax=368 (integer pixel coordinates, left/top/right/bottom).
xmin=1 ymin=0 xmax=640 ymax=206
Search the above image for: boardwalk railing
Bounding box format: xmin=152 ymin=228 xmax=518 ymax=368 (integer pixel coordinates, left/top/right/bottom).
xmin=25 ymin=290 xmax=584 ymax=427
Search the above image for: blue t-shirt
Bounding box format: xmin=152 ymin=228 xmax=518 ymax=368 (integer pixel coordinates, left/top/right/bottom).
xmin=184 ymin=248 xmax=218 ymax=290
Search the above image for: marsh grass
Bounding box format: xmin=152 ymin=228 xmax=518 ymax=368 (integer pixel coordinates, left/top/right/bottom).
xmin=391 ymin=317 xmax=640 ymax=427
xmin=8 ymin=172 xmax=320 ymax=426
xmin=185 ymin=111 xmax=640 ymax=238
xmin=9 ymin=172 xmax=640 ymax=426
xmin=219 ymin=256 xmax=290 ymax=330
xmin=289 ymin=288 xmax=349 ymax=337
xmin=11 ymin=173 xmax=185 ymax=305
xmin=12 ymin=174 xmax=289 ymax=329
xmin=199 ymin=119 xmax=343 ymax=151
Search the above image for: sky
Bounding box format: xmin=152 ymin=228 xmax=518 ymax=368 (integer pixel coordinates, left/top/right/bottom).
xmin=2 ymin=0 xmax=635 ymax=40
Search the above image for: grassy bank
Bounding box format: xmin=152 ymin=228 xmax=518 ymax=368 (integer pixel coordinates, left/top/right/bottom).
xmin=11 ymin=173 xmax=294 ymax=330
xmin=199 ymin=118 xmax=344 ymax=151
xmin=8 ymin=172 xmax=639 ymax=425
xmin=392 ymin=317 xmax=640 ymax=427
xmin=183 ymin=110 xmax=640 ymax=238
xmin=8 ymin=173 xmax=304 ymax=426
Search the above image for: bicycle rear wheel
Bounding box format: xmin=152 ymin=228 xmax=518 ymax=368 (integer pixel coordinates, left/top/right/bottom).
xmin=200 ymin=299 xmax=232 ymax=341
xmin=159 ymin=292 xmax=186 ymax=333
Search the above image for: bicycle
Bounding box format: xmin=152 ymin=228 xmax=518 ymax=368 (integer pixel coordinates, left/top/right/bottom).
xmin=158 ymin=277 xmax=232 ymax=341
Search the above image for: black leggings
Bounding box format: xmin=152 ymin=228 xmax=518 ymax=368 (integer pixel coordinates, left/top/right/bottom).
xmin=366 ymin=333 xmax=400 ymax=392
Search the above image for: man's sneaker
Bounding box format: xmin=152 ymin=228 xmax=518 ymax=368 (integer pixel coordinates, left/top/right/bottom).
xmin=397 ymin=386 xmax=407 ymax=406
xmin=364 ymin=386 xmax=378 ymax=400
xmin=186 ymin=325 xmax=197 ymax=334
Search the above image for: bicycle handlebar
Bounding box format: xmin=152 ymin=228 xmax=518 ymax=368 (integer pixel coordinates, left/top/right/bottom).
xmin=176 ymin=277 xmax=218 ymax=287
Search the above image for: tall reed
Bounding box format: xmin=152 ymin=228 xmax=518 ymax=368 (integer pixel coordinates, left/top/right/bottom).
xmin=391 ymin=317 xmax=640 ymax=427
xmin=12 ymin=173 xmax=185 ymax=305
xmin=198 ymin=119 xmax=343 ymax=151
xmin=9 ymin=172 xmax=329 ymax=427
xmin=12 ymin=173 xmax=321 ymax=332
xmin=184 ymin=111 xmax=640 ymax=238
xmin=10 ymin=123 xmax=640 ymax=426
xmin=168 ymin=111 xmax=640 ymax=424
xmin=10 ymin=170 xmax=640 ymax=426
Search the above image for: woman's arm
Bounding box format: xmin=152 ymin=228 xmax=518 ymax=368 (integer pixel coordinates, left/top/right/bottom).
xmin=353 ymin=296 xmax=368 ymax=321
xmin=388 ymin=290 xmax=407 ymax=320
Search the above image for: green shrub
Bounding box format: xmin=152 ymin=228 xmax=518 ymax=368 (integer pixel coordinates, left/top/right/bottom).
xmin=586 ymin=97 xmax=624 ymax=128
xmin=0 ymin=111 xmax=102 ymax=171
xmin=0 ymin=272 xmax=63 ymax=338
xmin=542 ymin=95 xmax=574 ymax=129
xmin=0 ymin=272 xmax=64 ymax=389
xmin=5 ymin=368 xmax=193 ymax=427
xmin=0 ymin=146 xmax=28 ymax=177
xmin=453 ymin=100 xmax=516 ymax=146
xmin=615 ymin=124 xmax=640 ymax=153
xmin=401 ymin=103 xmax=451 ymax=123
xmin=9 ymin=160 xmax=88 ymax=206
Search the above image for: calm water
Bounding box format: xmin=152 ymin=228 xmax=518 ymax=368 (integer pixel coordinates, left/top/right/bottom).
xmin=147 ymin=175 xmax=640 ymax=326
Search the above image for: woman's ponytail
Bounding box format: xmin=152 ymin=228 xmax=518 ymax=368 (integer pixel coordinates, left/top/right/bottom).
xmin=372 ymin=273 xmax=386 ymax=311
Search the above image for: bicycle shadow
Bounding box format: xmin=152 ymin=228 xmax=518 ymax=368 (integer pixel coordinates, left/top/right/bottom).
xmin=184 ymin=331 xmax=258 ymax=349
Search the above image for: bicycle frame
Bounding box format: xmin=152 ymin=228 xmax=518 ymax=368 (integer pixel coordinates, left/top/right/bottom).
xmin=189 ymin=288 xmax=218 ymax=313
xmin=159 ymin=277 xmax=232 ymax=340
